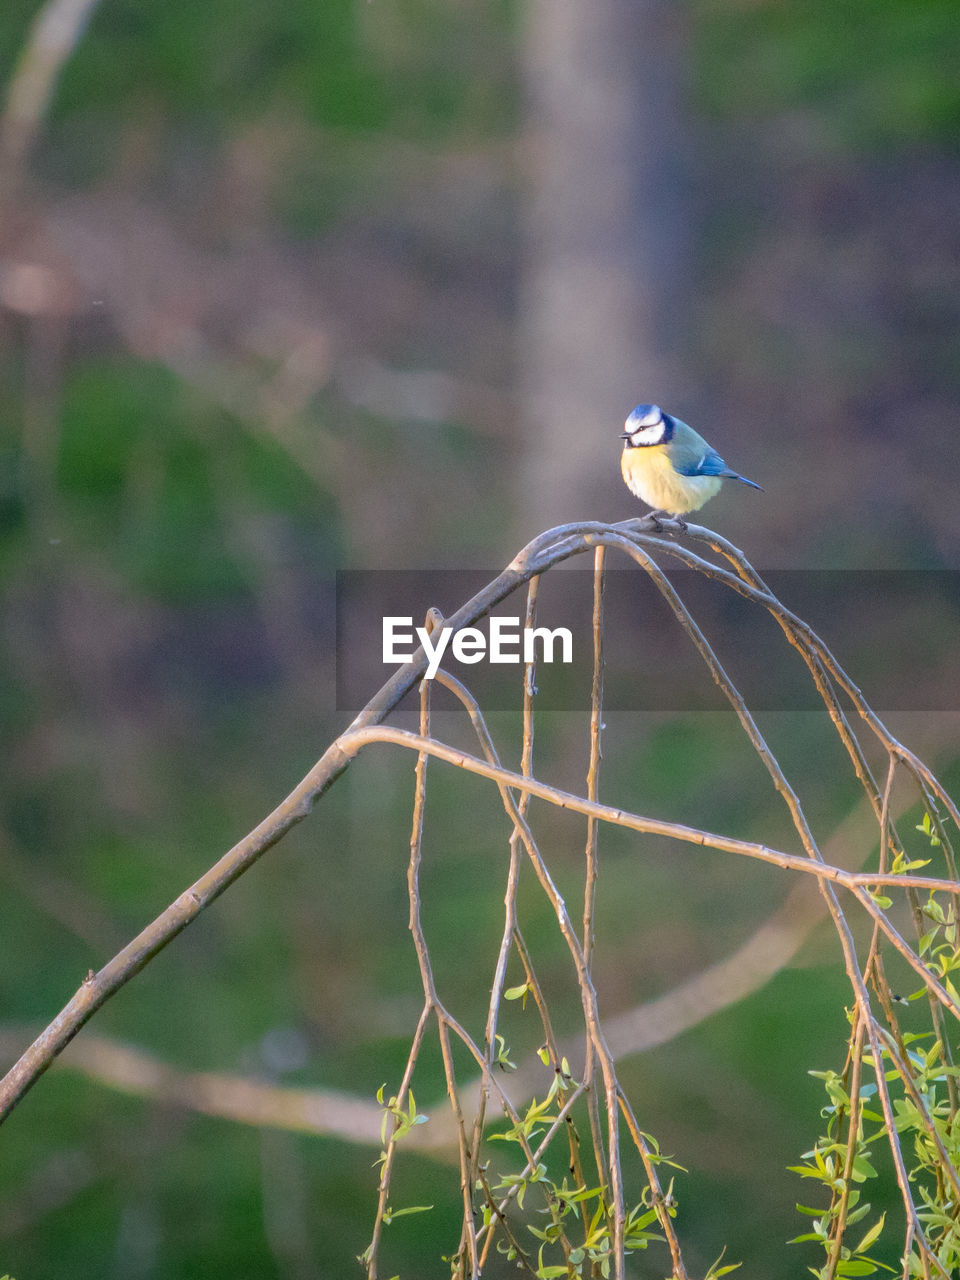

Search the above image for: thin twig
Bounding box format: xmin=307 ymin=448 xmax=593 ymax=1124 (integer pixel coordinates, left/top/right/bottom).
xmin=583 ymin=547 xmax=608 ymax=1191
xmin=364 ymin=1001 xmax=432 ymax=1279
xmin=824 ymin=1012 xmax=866 ymax=1280
xmin=617 ymin=1087 xmax=689 ymax=1280
xmin=468 ymin=579 xmax=539 ymax=1210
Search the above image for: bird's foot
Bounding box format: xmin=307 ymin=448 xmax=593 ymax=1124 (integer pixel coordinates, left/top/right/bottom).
xmin=646 ymin=510 xmax=688 ymax=534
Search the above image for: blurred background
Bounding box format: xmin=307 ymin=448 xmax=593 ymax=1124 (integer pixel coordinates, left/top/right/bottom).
xmin=0 ymin=0 xmax=959 ymax=1275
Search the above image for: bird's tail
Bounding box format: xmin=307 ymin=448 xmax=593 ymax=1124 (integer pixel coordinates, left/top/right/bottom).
xmin=724 ymin=470 xmax=763 ymax=491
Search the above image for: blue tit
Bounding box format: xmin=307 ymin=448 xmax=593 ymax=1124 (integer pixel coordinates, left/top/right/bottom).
xmin=620 ymin=403 xmax=762 ymax=524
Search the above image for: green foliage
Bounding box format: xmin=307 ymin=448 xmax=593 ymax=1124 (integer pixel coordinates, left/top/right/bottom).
xmin=695 ymin=0 xmax=960 ymax=150
xmin=790 ymin=830 xmax=960 ymax=1278
xmin=8 ymin=0 xmax=519 ymax=157
xmin=369 ymin=997 xmax=702 ymax=1280
xmin=793 ymin=1023 xmax=960 ymax=1277
xmin=0 ymin=0 xmax=39 ymax=76
xmin=54 ymin=0 xmax=387 ymax=129
xmin=376 ymin=1083 xmax=430 ymax=1149
xmin=50 ymin=356 xmax=339 ymax=597
xmin=482 ymin=1061 xmax=678 ymax=1279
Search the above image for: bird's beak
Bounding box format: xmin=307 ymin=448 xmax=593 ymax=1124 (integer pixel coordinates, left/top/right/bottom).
xmin=620 ymin=431 xmax=631 ymax=439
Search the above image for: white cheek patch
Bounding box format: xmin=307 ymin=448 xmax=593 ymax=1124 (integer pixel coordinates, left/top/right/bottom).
xmin=627 ymin=423 xmax=665 ymax=446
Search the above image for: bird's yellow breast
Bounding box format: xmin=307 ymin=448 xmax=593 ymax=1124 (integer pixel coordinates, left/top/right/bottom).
xmin=621 ymin=445 xmax=722 ymax=515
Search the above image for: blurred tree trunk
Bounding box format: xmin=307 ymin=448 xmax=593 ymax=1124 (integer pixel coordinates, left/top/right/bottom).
xmin=517 ymin=0 xmax=691 ymax=535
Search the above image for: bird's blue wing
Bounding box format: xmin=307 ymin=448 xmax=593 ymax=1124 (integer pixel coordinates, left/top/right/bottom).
xmin=672 ymin=446 xmax=731 ymax=478
xmin=663 ymin=416 xmax=764 ymax=491
xmin=670 ymin=448 xmax=762 ymax=491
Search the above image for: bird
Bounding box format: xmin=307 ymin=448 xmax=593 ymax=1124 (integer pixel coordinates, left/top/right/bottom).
xmin=620 ymin=403 xmax=762 ymax=528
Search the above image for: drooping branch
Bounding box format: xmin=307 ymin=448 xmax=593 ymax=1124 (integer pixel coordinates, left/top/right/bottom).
xmin=1 ymin=514 xmax=956 ymax=1131
xmin=1 ymin=514 xmax=958 ymax=1277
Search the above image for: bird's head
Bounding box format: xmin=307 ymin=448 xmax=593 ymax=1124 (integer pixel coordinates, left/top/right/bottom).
xmin=621 ymin=403 xmax=669 ymax=447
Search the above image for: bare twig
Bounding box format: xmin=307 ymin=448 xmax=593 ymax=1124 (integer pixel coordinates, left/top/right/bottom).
xmin=1 ymin=0 xmax=104 ymax=171
xmin=583 ymin=547 xmax=608 ymax=1190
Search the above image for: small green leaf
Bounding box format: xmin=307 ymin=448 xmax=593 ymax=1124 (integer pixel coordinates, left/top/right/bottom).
xmin=504 ymin=983 xmax=530 ymax=1001
xmin=845 ymin=1201 xmax=872 ymax=1227
xmin=704 ymin=1246 xmax=742 ymax=1279
xmin=922 ymin=898 xmax=946 ymax=924
xmin=565 ymin=1184 xmax=607 ymax=1205
xmin=383 ymin=1204 xmax=433 ymax=1223
xmin=852 ymin=1212 xmax=885 ymax=1256
xmin=850 ymin=1156 xmax=877 ymax=1182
